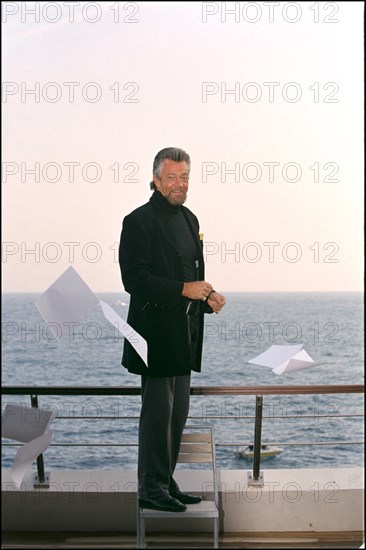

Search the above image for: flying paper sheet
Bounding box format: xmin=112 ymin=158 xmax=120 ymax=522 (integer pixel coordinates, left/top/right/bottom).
xmin=99 ymin=300 xmax=148 ymax=366
xmin=2 ymin=404 xmax=54 ymax=488
xmin=2 ymin=403 xmax=54 ymax=442
xmin=10 ymin=432 xmax=53 ymax=488
xmin=248 ymin=343 xmax=318 ymax=375
xmin=35 ymin=266 xmax=148 ymax=365
xmin=35 ymin=266 xmax=98 ymax=338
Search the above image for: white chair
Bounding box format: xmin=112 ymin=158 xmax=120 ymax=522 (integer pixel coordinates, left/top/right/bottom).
xmin=137 ymin=425 xmax=219 ymax=548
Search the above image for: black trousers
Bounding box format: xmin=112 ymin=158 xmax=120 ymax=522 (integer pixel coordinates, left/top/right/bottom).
xmin=138 ymin=374 xmax=191 ymax=499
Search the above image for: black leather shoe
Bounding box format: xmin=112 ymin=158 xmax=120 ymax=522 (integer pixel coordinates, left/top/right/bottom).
xmin=170 ymin=490 xmax=202 ymax=504
xmin=139 ymin=494 xmax=187 ymax=512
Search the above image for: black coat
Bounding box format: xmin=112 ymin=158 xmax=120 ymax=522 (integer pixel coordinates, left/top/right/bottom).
xmin=119 ymin=190 xmax=212 ymax=377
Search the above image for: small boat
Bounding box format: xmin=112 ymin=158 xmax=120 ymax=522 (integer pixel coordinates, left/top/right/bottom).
xmin=114 ymin=300 xmax=128 ymax=306
xmin=235 ymin=445 xmax=284 ymax=459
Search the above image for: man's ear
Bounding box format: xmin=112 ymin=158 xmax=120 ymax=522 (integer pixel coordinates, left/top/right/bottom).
xmin=153 ymin=176 xmax=161 ymax=190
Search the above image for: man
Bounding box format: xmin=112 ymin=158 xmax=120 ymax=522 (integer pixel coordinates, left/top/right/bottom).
xmin=119 ymin=147 xmax=226 ymax=512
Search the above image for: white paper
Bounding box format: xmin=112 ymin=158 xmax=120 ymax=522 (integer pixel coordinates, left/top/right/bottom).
xmin=272 ymin=349 xmax=316 ymax=375
xmin=2 ymin=403 xmax=54 ymax=488
xmin=10 ymin=432 xmax=53 ymax=488
xmin=2 ymin=403 xmax=55 ymax=442
xmin=35 ymin=266 xmax=98 ymax=338
xmin=99 ymin=300 xmax=148 ymax=367
xmin=248 ymin=344 xmax=318 ymax=375
xmin=35 ymin=267 xmax=148 ymax=365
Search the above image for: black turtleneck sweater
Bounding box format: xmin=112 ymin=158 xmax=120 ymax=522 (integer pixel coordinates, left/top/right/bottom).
xmin=153 ymin=190 xmax=197 ymax=282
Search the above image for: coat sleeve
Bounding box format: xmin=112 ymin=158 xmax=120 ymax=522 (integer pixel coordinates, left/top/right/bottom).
xmin=119 ymin=212 xmax=184 ymax=308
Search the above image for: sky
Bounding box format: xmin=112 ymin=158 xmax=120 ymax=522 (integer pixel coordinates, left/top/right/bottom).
xmin=1 ymin=1 xmax=364 ymax=293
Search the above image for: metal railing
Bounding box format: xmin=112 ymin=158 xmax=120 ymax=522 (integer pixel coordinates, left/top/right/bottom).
xmin=2 ymin=384 xmax=364 ymax=488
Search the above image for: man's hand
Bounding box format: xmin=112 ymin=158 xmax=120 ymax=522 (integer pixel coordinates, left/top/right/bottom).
xmin=182 ymin=281 xmax=213 ymax=301
xmin=207 ymin=291 xmax=226 ymax=314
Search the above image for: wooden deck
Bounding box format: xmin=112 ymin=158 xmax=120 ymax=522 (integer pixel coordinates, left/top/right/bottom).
xmin=1 ymin=531 xmax=364 ymax=548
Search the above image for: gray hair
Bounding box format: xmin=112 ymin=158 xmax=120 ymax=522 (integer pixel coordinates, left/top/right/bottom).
xmin=150 ymin=147 xmax=191 ymax=190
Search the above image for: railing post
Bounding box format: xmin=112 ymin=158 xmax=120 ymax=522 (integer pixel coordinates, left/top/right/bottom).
xmin=248 ymin=395 xmax=264 ymax=486
xmin=30 ymin=395 xmax=50 ymax=488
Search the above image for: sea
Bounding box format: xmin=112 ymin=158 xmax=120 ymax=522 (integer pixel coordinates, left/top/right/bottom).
xmin=1 ymin=292 xmax=364 ymax=473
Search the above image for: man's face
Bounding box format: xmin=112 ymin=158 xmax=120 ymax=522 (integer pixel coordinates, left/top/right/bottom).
xmin=153 ymin=159 xmax=189 ymax=206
